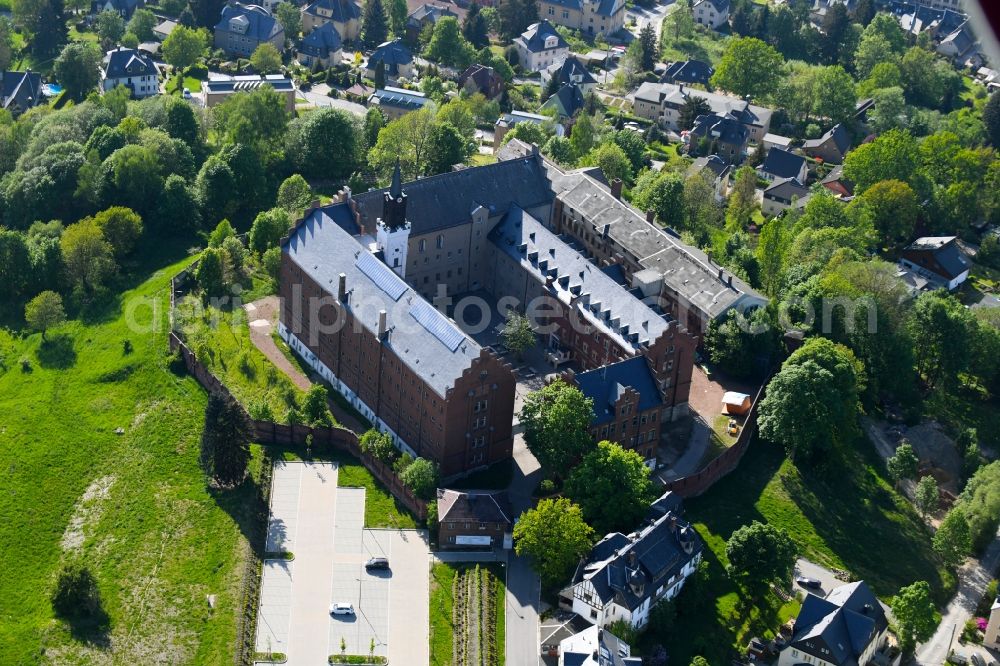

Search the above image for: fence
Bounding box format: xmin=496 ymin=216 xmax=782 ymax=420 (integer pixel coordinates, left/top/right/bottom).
xmin=663 ymin=377 xmax=769 ymax=499
xmin=168 ymin=331 xmax=429 ymax=521
xmin=233 ymin=449 xmax=272 ymax=666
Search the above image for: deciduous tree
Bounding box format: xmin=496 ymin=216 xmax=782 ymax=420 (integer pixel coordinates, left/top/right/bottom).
xmin=60 ymin=218 xmax=116 ymax=292
xmin=513 ymin=498 xmax=595 ymax=587
xmin=891 ymin=581 xmax=936 ymax=655
xmin=711 ymin=37 xmax=784 ymax=99
xmin=25 ymin=291 xmax=65 ymax=340
xmin=276 ymin=174 xmax=313 ymax=214
xmin=519 ymin=380 xmax=594 ymax=475
xmin=54 ymin=42 xmax=101 ymax=102
xmin=127 ymin=8 xmax=158 ymax=42
xmin=400 ymin=457 xmax=439 ymax=499
xmin=302 ymin=384 xmax=334 ymax=426
xmin=275 ymin=2 xmax=301 ymax=38
xmin=725 ymin=521 xmax=797 ymax=599
xmin=564 ymin=441 xmax=655 ymax=535
xmin=984 ymin=90 xmax=1000 ymax=148
xmin=95 ymin=9 xmax=126 ymax=48
xmin=914 ymin=475 xmax=939 ymax=517
xmin=426 ymin=16 xmax=475 ymax=68
xmin=162 ymin=25 xmax=208 ymax=71
xmin=933 ymin=508 xmax=971 ymax=567
xmin=287 ymin=107 xmax=362 ymax=180
xmin=849 ymin=179 xmax=917 ymax=247
xmin=250 ymin=43 xmax=282 ymax=74
xmin=886 ymin=442 xmax=919 ymax=486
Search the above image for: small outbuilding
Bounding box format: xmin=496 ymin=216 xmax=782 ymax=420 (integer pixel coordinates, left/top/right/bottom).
xmin=722 ymin=391 xmax=751 ymax=415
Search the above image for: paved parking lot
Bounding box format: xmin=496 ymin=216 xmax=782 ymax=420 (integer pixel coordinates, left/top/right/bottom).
xmin=256 ymin=461 xmax=430 ymax=665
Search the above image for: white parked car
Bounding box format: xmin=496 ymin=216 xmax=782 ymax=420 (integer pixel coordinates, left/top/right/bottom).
xmin=329 ymin=602 xmax=355 ymax=615
xmin=182 ymin=87 xmax=192 ymax=99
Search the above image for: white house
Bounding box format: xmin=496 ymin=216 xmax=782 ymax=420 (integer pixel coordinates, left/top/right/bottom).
xmin=559 ymin=492 xmax=703 ymax=630
xmin=101 ymin=47 xmax=158 ymax=98
xmin=692 ymin=0 xmax=730 ymax=30
xmin=899 ymin=236 xmax=971 ymax=291
xmin=514 ymin=20 xmax=570 ymax=72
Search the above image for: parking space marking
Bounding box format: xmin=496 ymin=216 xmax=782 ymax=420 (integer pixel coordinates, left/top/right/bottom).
xmin=363 ymin=529 xmax=392 ymax=559
xmin=334 ymin=488 xmax=365 ymax=555
xmin=329 ymin=561 xmax=363 ymax=655
xmin=265 ymin=461 xmax=302 ymax=553
xmin=255 ymin=559 xmax=293 ymax=654
xmin=359 ymin=567 xmax=390 ymax=657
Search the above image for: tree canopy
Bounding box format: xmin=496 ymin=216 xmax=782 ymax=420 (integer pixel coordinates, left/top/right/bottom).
xmin=518 ymin=380 xmax=595 ymax=475
xmin=513 ymin=498 xmax=595 ymax=588
xmin=564 ymin=441 xmax=656 ymax=535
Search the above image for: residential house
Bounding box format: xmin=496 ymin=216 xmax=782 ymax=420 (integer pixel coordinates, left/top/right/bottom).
xmin=936 ymin=20 xmax=980 ymax=65
xmin=514 ymin=20 xmax=570 ymax=73
xmin=91 ymin=0 xmax=144 ymax=19
xmin=213 ymin=3 xmax=285 ymax=58
xmin=436 ymin=489 xmax=513 ymax=549
xmin=566 ymin=356 xmax=668 ymax=466
xmin=761 ymin=133 xmax=793 ymax=152
xmin=537 ymin=0 xmax=626 ymax=38
xmin=984 ymin=596 xmax=1000 ymax=648
xmin=203 ymin=74 xmax=296 ymax=111
xmin=689 ymin=112 xmax=749 ymax=164
xmin=1 ymin=71 xmax=43 ymax=117
xmin=153 ymin=19 xmax=177 ymax=41
xmin=801 ymin=123 xmax=851 ymax=164
xmin=777 ymin=581 xmax=890 ymax=666
xmin=297 ymin=21 xmax=343 ymax=69
xmin=405 ymin=3 xmax=457 ymax=43
xmin=687 ymin=155 xmax=732 ymax=201
xmin=559 ymin=626 xmax=641 ymax=666
xmin=559 ymin=491 xmax=704 ymax=629
xmin=301 ymin=0 xmax=361 ymax=41
xmin=365 ymin=39 xmax=414 ymax=80
xmin=692 ymin=0 xmax=730 ymax=30
xmin=660 ymin=59 xmax=714 ymax=87
xmin=820 ymin=164 xmax=854 ymax=199
xmin=540 ymin=83 xmax=586 ymax=120
xmin=762 ymin=177 xmax=810 ymax=216
xmin=458 ymin=64 xmax=504 ymax=100
xmin=632 ymin=81 xmax=772 ymax=142
xmin=369 ymin=86 xmax=429 ymax=120
xmin=542 ymin=55 xmax=597 ymax=95
xmin=493 ymin=110 xmax=553 ymax=150
xmin=101 ymin=47 xmax=158 ymax=98
xmin=899 ymin=236 xmax=970 ymax=291
xmin=758 ymin=146 xmax=808 ymax=183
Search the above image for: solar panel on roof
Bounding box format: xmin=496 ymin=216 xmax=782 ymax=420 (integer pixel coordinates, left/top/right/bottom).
xmin=355 ymin=252 xmax=407 ymax=301
xmin=408 ymin=299 xmax=464 ymax=352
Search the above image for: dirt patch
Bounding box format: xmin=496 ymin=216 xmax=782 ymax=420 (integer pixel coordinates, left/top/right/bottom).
xmin=61 ymin=475 xmax=116 ymax=551
xmin=866 ymin=419 xmax=963 ymax=495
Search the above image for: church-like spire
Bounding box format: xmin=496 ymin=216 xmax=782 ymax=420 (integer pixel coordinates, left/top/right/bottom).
xmin=390 ymin=159 xmax=402 ymax=199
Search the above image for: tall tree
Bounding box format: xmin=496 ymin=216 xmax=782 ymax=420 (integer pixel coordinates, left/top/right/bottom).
xmin=677 ymin=95 xmax=711 ymax=131
xmin=389 ymin=0 xmax=408 ymax=37
xmin=275 ymin=2 xmax=301 ymax=39
xmin=908 ymin=291 xmax=977 ymax=389
xmin=498 ymin=0 xmax=536 ymax=41
xmin=725 ymin=521 xmax=797 ymax=599
xmin=287 ymin=107 xmax=362 ymax=180
xmin=638 ymin=23 xmax=657 ymax=72
xmin=361 ymin=0 xmax=389 ymax=49
xmin=13 ymin=0 xmax=67 ymax=55
xmin=891 ymin=581 xmax=937 ymax=655
xmin=849 ymin=179 xmax=918 ymax=247
xmin=811 ymin=66 xmax=856 ymax=125
xmin=564 ymin=441 xmax=656 ymax=535
xmin=94 ymin=9 xmax=126 ymax=48
xmin=582 ymin=143 xmax=632 ymax=185
xmin=513 ymin=498 xmax=595 ymax=588
xmin=54 ymin=42 xmax=101 ymax=102
xmin=426 ymin=16 xmax=475 ymax=68
xmin=462 ymin=3 xmax=490 ymax=49
xmin=569 ymin=113 xmax=596 ymax=160
xmin=886 ymin=442 xmax=919 ymax=487
xmin=518 ymin=380 xmax=594 ymax=475
xmin=250 ymin=43 xmax=282 ymax=74
xmin=632 ymin=170 xmax=685 ymax=229
xmin=367 ymin=106 xmax=438 ymax=179
xmin=127 ymin=8 xmax=158 ymax=42
xmin=711 ymin=37 xmax=784 ymax=100
xmin=24 ymin=291 xmax=65 ymax=340
xmin=60 ymin=218 xmax=116 ymax=292
xmin=842 ymin=128 xmax=919 ymax=193
xmin=162 ymin=25 xmax=208 ymax=71
xmin=819 ymin=2 xmax=851 ymax=65
xmin=933 ymin=509 xmax=971 ymax=567
xmin=426 ymin=121 xmax=468 ymax=174
xmin=200 ymin=393 xmax=252 ymax=487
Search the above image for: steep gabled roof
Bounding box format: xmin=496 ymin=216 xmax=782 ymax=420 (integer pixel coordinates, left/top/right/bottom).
xmin=369 ymin=39 xmax=413 ymax=67
xmin=216 ymin=3 xmax=283 ymax=42
xmin=788 ymin=582 xmax=887 ymax=666
xmin=690 ymin=112 xmax=749 ymax=146
xmin=574 ymin=357 xmax=665 ymax=425
xmin=660 ymin=59 xmax=714 ymax=86
xmin=436 ymin=489 xmax=513 ymax=524
xmin=547 ymin=55 xmax=597 ymax=87
xmin=302 ymin=0 xmax=361 ymax=21
xmin=802 ymin=123 xmax=851 ymax=159
xmin=1 ymin=71 xmax=43 ymax=112
xmin=541 ymin=83 xmax=586 ymax=118
xmin=407 ymin=2 xmax=457 ymax=26
xmin=904 ymin=236 xmax=969 ymax=279
xmin=300 ymin=21 xmax=343 ymax=56
xmin=517 ymin=20 xmax=569 ymax=53
xmin=102 ymin=47 xmax=157 ymax=79
xmin=760 ymin=146 xmax=807 ymax=179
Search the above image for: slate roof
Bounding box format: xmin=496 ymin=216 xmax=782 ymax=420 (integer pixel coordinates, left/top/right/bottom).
xmin=574 ymin=357 xmax=665 ymax=425
xmin=216 ymin=3 xmax=283 ymax=42
xmin=690 ymin=112 xmax=749 ymax=147
xmin=546 ymin=56 xmax=597 ymax=87
xmin=300 ymin=21 xmax=343 ymax=57
xmin=458 ymin=64 xmax=502 ymax=96
xmin=370 ymin=86 xmax=428 ymax=110
xmin=760 ymin=146 xmax=807 ymax=179
xmin=787 ymin=581 xmax=888 ymax=666
xmin=904 ymin=236 xmax=970 ymax=279
xmin=1 ymin=71 xmax=43 ymax=113
xmin=369 ymin=39 xmax=413 ymax=68
xmin=542 ymin=0 xmax=623 ymax=16
xmin=92 ymin=0 xmax=142 ymax=15
xmin=660 ymin=59 xmax=714 ymax=86
xmin=436 ymin=489 xmax=513 ymax=524
xmin=490 ymin=205 xmax=671 ymax=353
xmin=517 ymin=20 xmax=568 ymax=53
xmin=688 ymin=154 xmax=731 ymax=179
xmin=302 ymin=0 xmax=361 ymax=21
xmin=633 ymin=82 xmax=772 ymax=129
xmin=102 ymin=47 xmax=157 ymax=79
xmin=568 ymin=493 xmax=703 ymax=613
xmin=802 ymin=123 xmax=851 ymax=160
xmin=560 ymin=626 xmax=642 ymax=666
xmin=694 ymin=0 xmax=730 ymax=12
xmin=282 ymin=209 xmax=484 ymax=397
xmin=407 ymin=2 xmax=456 ymax=27
xmin=764 ymin=177 xmax=810 ymax=203
xmin=542 ymin=83 xmax=586 ymax=118
xmin=350 ymin=155 xmax=552 ymax=236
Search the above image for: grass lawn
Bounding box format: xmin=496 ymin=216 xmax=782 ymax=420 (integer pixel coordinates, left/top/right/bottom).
xmin=644 ymin=437 xmax=954 ymax=664
xmin=175 ymin=296 xmax=307 ymax=423
xmin=469 ymin=153 xmax=498 ymax=166
xmin=166 ymin=74 xmax=203 ymax=95
xmin=429 ymin=562 xmax=506 ymax=666
xmin=0 ymin=246 xmax=258 ymax=664
xmin=660 ymin=28 xmax=731 ymax=67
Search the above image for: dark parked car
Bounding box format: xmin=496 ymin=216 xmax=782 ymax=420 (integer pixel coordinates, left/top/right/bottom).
xmin=365 ymin=557 xmax=389 ymax=570
xmin=795 ymin=576 xmax=822 ymax=590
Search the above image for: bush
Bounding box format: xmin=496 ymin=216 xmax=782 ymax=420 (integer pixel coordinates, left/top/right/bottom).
xmin=538 ymin=479 xmax=556 ymax=495
xmin=400 ymin=458 xmax=439 ymax=500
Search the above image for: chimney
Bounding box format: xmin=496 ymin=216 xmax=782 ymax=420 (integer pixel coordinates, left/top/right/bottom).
xmin=338 ymin=273 xmax=347 ymax=302
xmin=378 ymin=309 xmax=388 ymax=339
xmin=669 ymin=514 xmax=677 ymax=532
xmin=646 ymin=210 xmax=655 ymax=224
xmin=610 ymin=178 xmax=623 ymax=200
xmin=727 ymin=275 xmax=733 ymax=287
xmin=602 ymin=224 xmax=610 ymax=238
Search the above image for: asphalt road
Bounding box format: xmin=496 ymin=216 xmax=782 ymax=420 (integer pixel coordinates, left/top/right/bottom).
xmin=505 ymin=435 xmax=544 ymax=666
xmin=916 ymin=527 xmax=1000 ymax=665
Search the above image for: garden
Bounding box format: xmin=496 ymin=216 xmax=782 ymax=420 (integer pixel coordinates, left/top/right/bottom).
xmin=430 ymin=563 xmax=506 ymax=666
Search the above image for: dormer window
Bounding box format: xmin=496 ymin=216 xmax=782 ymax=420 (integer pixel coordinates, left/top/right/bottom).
xmin=544 ymin=35 xmax=558 ymax=49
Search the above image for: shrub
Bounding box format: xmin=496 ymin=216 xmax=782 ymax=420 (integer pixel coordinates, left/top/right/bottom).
xmin=538 ymin=479 xmax=556 ymax=495
xmin=400 ymin=457 xmax=439 ymax=500
xmin=359 ymin=429 xmax=398 ymax=463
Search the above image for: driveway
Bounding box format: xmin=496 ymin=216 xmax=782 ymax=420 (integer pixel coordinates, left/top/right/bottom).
xmin=505 ymin=435 xmax=544 ymax=666
xmin=299 ymin=85 xmax=368 ymax=117
xmin=792 ymin=558 xmax=844 ymax=598
xmin=627 ymin=0 xmax=676 ymax=40
xmin=256 ymin=461 xmax=430 ymax=665
xmin=916 ymin=526 xmax=1000 ymax=665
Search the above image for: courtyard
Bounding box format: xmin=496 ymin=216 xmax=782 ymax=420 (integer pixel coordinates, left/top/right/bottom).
xmin=255 ymin=461 xmax=430 ymax=665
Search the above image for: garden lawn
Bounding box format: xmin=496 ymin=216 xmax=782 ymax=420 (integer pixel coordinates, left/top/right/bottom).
xmin=0 ymin=254 xmax=257 ymax=664
xmin=646 ymin=438 xmax=954 ymax=664
xmin=429 ymin=562 xmax=506 ymax=666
